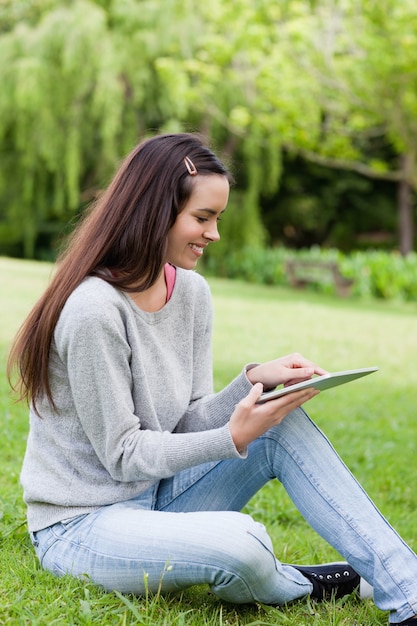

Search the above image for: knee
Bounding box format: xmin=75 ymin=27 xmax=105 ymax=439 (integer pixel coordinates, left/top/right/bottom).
xmin=212 ymin=512 xmax=277 ymax=577
xmin=205 ymin=512 xmax=280 ymax=604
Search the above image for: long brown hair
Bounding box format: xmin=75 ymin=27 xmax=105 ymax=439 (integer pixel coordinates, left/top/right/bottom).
xmin=8 ymin=133 xmax=233 ymax=413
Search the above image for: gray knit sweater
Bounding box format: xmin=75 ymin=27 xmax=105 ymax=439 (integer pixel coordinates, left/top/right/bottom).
xmin=21 ymin=269 xmax=252 ymax=531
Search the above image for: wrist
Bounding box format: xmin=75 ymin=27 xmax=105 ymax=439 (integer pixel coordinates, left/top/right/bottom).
xmin=228 ymin=423 xmax=245 ymax=454
xmin=245 ymin=363 xmax=260 ymax=385
xmin=246 ymin=365 xmax=275 ymax=392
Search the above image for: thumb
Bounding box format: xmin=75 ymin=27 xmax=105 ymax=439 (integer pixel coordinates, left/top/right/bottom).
xmin=239 ymin=382 xmax=264 ymax=409
xmin=250 ymin=382 xmax=264 ymax=400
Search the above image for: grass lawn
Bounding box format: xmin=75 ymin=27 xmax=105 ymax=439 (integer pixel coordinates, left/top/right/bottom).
xmin=1 ymin=257 xmax=417 ymax=625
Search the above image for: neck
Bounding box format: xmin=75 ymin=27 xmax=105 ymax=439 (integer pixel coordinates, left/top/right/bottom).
xmin=129 ymin=270 xmax=167 ymax=312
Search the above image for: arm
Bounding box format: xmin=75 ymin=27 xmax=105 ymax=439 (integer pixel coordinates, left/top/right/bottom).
xmin=228 ymin=352 xmax=327 ymax=451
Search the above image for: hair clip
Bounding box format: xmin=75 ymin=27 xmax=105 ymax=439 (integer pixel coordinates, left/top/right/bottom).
xmin=183 ymin=156 xmax=198 ymax=176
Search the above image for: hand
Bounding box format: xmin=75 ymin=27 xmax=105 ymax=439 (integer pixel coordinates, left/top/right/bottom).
xmin=246 ymin=352 xmax=327 ymax=390
xmin=229 ymin=382 xmax=320 ymax=451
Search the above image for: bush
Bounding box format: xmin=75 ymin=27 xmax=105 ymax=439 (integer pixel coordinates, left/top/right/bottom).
xmin=203 ymin=247 xmax=417 ymax=302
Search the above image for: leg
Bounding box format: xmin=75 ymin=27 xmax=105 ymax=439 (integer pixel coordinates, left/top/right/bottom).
xmin=156 ymin=408 xmax=417 ymax=621
xmin=262 ymin=408 xmax=417 ymax=622
xmin=32 ymin=408 xmax=417 ymax=618
xmin=32 ymin=502 xmax=313 ymax=603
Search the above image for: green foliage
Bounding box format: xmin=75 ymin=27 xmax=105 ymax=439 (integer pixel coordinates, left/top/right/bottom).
xmin=0 ymin=0 xmax=125 ymax=257
xmin=0 ymin=0 xmax=58 ymax=32
xmin=1 ymin=0 xmax=417 ymax=259
xmin=203 ymin=246 xmax=417 ymax=302
xmin=205 ymin=245 xmax=288 ymax=285
xmin=342 ymin=250 xmax=417 ymax=301
xmin=297 ymin=0 xmax=417 ymax=186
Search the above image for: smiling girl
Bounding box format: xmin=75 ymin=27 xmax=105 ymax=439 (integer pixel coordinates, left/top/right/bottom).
xmin=8 ymin=133 xmax=417 ymax=625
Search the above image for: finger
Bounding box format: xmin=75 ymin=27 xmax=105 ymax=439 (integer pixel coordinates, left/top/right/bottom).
xmin=269 ymin=387 xmax=319 ymax=409
xmin=240 ymin=382 xmax=264 ymax=408
xmin=287 ymin=388 xmax=320 ymax=405
xmin=282 ymin=369 xmax=318 ymax=388
xmin=286 ymin=354 xmax=328 ymax=376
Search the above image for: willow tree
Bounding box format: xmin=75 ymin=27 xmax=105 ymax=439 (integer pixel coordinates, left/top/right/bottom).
xmin=106 ymin=0 xmax=287 ymax=255
xmin=144 ymin=0 xmax=322 ymax=256
xmin=1 ymin=0 xmax=277 ymax=258
xmin=0 ymin=0 xmax=192 ymax=257
xmin=0 ymin=0 xmax=128 ymax=257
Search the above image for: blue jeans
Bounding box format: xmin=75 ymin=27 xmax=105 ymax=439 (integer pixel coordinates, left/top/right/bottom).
xmin=31 ymin=408 xmax=417 ymax=622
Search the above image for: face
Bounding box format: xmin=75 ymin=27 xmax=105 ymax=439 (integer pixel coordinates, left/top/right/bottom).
xmin=166 ymin=174 xmax=230 ymax=270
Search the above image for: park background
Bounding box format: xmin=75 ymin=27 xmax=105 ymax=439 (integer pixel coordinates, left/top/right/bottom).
xmin=1 ymin=0 xmax=417 ymax=300
xmin=1 ymin=1 xmax=417 ymax=624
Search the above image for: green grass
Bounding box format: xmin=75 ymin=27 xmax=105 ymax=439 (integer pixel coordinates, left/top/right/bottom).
xmin=2 ymin=257 xmax=417 ymax=625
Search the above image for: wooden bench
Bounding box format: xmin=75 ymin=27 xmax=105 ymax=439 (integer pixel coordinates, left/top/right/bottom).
xmin=285 ymin=260 xmax=353 ymax=297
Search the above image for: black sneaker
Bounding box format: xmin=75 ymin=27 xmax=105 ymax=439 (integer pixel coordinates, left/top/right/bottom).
xmin=292 ymin=561 xmax=373 ymax=601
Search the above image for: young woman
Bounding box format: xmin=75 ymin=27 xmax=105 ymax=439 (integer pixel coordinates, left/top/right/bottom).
xmin=8 ymin=133 xmax=417 ymax=625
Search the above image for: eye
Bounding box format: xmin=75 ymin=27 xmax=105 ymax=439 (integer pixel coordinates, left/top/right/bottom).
xmin=196 ymin=215 xmax=210 ymax=224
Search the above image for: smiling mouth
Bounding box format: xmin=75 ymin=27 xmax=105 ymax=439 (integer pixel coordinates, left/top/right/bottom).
xmin=189 ymin=244 xmax=205 ymax=255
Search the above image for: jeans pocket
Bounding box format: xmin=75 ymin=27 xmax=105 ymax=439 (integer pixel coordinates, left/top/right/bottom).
xmin=33 ymin=523 xmax=72 ymax=576
xmin=31 ymin=516 xmax=86 ymax=565
xmin=30 ymin=526 xmax=60 ymax=567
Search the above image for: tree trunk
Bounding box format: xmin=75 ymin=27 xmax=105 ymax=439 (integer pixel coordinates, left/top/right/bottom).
xmin=397 ymin=153 xmax=414 ymax=256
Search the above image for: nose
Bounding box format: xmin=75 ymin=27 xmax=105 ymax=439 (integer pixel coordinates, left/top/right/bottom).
xmin=203 ymin=223 xmax=220 ymax=243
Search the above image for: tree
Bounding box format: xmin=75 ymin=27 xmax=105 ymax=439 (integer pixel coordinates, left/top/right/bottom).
xmin=181 ymin=0 xmax=417 ymax=254
xmin=1 ymin=0 xmax=274 ymax=258
xmin=0 ymin=0 xmax=125 ymax=257
xmin=276 ymin=0 xmax=417 ymax=254
xmin=1 ymin=0 xmax=416 ymax=258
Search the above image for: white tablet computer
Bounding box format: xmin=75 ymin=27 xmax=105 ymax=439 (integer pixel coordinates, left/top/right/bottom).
xmin=256 ymin=366 xmax=379 ymax=404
